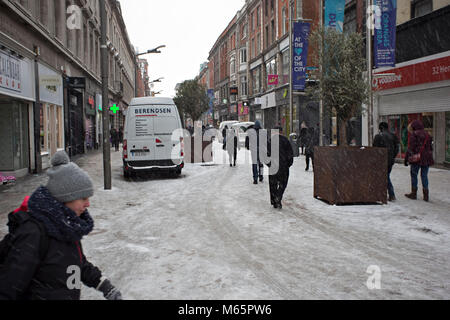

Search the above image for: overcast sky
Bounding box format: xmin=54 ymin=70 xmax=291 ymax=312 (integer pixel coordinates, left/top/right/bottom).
xmin=120 ymin=0 xmax=246 ymax=98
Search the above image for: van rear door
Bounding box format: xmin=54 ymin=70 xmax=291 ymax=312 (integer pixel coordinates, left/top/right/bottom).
xmin=127 ymin=109 xmax=155 ymax=161
xmin=153 ymin=113 xmax=180 ymax=161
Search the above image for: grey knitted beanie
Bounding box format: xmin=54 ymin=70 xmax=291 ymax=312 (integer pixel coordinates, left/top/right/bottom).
xmin=46 ymin=151 xmax=94 ymax=203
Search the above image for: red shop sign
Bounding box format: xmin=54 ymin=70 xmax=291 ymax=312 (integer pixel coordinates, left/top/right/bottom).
xmin=373 ymin=55 xmax=450 ymax=91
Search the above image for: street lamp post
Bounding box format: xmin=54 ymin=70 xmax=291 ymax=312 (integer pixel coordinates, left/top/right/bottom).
xmin=134 ymin=45 xmax=165 ymax=97
xmin=100 ymin=0 xmax=111 ymax=189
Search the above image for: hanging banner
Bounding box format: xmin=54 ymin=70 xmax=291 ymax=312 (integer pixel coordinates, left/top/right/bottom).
xmin=292 ymin=22 xmax=311 ymax=91
xmin=324 ymin=0 xmax=346 ymax=32
xmin=374 ymin=0 xmax=397 ymax=68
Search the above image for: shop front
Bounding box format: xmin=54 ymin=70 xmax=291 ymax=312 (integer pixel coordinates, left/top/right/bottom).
xmin=0 ymin=46 xmax=35 ymax=177
xmin=66 ymin=77 xmax=86 ymax=157
xmin=39 ymin=63 xmax=64 ymax=169
xmin=373 ymin=51 xmax=450 ymax=164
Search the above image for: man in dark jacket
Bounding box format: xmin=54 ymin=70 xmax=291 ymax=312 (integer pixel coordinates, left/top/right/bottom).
xmin=266 ymin=127 xmax=294 ymax=209
xmin=404 ymin=119 xmax=434 ymax=201
xmin=373 ymin=122 xmax=400 ymax=201
xmin=0 ymin=151 xmax=122 ymax=300
xmin=305 ymin=127 xmax=318 ymax=171
xmin=245 ymin=120 xmax=264 ymax=184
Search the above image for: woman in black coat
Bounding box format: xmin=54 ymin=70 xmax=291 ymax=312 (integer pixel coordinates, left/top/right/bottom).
xmin=0 ymin=151 xmax=121 ymax=300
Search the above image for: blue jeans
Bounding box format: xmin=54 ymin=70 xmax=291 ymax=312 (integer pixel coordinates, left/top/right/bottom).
xmin=387 ymin=165 xmax=395 ymax=198
xmin=410 ymin=164 xmax=429 ymax=189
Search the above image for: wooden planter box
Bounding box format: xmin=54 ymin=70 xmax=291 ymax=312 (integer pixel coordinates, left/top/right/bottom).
xmin=184 ymin=136 xmax=213 ymax=163
xmin=313 ymin=146 xmax=388 ymax=205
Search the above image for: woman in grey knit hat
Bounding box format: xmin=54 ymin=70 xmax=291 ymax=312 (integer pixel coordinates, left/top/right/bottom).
xmin=0 ymin=151 xmax=122 ymax=300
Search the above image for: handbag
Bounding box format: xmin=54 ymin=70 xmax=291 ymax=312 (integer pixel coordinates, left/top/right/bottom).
xmin=409 ymin=134 xmax=429 ymax=164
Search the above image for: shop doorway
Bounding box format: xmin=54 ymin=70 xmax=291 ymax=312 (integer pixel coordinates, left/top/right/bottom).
xmin=0 ymin=101 xmax=29 ymax=172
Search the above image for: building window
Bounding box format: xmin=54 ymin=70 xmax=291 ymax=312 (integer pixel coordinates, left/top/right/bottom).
xmin=240 ymin=48 xmax=247 ymax=64
xmin=257 ymin=6 xmax=260 ymax=26
xmin=252 ymin=67 xmax=261 ymax=94
xmin=265 ymin=25 xmax=269 ymax=49
xmin=242 ymin=23 xmax=248 ymax=39
xmin=282 ymin=6 xmax=287 ymax=35
xmin=230 ymin=56 xmax=236 ymax=75
xmin=266 ymin=57 xmax=276 ymax=77
xmin=282 ymin=49 xmax=290 ymax=85
xmin=411 ymin=0 xmax=432 ymax=19
xmin=240 ymin=75 xmax=248 ymax=96
xmin=344 ymin=5 xmax=357 ymax=34
xmin=256 ymin=33 xmax=260 ymax=55
xmin=252 ymin=38 xmax=255 ymax=59
xmin=271 ymin=19 xmax=275 ymax=44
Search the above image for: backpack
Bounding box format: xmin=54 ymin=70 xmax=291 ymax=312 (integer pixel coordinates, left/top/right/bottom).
xmin=0 ymin=211 xmax=49 ymax=267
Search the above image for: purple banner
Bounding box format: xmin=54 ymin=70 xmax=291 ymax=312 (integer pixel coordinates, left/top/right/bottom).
xmin=292 ymin=22 xmax=310 ymax=91
xmin=374 ymin=0 xmax=397 ymax=68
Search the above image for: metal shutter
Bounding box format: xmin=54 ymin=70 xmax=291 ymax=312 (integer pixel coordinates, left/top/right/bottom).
xmin=378 ymin=85 xmax=450 ymax=115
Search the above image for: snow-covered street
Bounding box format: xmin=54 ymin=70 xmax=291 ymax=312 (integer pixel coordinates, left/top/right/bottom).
xmin=1 ymin=141 xmax=450 ymax=299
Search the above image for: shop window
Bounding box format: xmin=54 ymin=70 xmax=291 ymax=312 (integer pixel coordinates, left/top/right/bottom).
xmin=40 ymin=104 xmax=63 ymax=154
xmin=40 ymin=104 xmax=49 ymax=153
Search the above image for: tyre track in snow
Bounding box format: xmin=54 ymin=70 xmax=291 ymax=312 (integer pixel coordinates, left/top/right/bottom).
xmin=200 ymin=166 xmax=301 ymax=299
xmin=186 ymin=159 xmax=340 ymax=299
xmin=281 ymin=197 xmax=450 ymax=296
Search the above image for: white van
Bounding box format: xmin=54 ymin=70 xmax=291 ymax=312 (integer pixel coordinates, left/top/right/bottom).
xmin=123 ymin=97 xmax=184 ymax=178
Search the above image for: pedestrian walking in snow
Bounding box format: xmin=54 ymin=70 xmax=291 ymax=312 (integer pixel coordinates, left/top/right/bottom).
xmin=245 ymin=120 xmax=264 ymax=184
xmin=299 ymin=122 xmax=308 ymax=155
xmin=110 ymin=128 xmax=119 ymax=151
xmin=373 ymin=122 xmax=400 ymax=201
xmin=305 ymin=127 xmax=318 ymax=171
xmin=0 ymin=151 xmax=122 ymax=300
xmin=266 ymin=127 xmax=294 ymax=209
xmin=404 ymin=119 xmax=434 ymax=201
xmin=226 ymin=127 xmax=239 ymax=167
xmin=222 ymin=125 xmax=228 ymax=150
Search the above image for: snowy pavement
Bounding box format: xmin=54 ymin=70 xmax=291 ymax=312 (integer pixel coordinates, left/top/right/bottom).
xmin=1 ymin=142 xmax=450 ymax=299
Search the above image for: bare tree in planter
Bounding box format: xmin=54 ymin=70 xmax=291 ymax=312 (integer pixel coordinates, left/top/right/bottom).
xmin=306 ymin=27 xmax=370 ymax=145
xmin=306 ymin=28 xmax=387 ymax=205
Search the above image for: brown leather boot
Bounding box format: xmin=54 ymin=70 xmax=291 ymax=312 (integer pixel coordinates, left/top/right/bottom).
xmin=423 ymin=189 xmax=429 ymax=202
xmin=405 ymin=187 xmax=417 ymax=200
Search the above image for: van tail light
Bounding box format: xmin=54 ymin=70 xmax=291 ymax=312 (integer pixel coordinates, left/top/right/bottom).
xmin=123 ymin=139 xmax=127 ymax=159
xmin=156 ymin=138 xmax=162 ymax=143
xmin=180 ymin=137 xmax=184 ymax=157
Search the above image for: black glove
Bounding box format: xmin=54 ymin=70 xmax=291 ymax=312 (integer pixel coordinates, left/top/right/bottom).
xmin=97 ymin=278 xmax=122 ymax=300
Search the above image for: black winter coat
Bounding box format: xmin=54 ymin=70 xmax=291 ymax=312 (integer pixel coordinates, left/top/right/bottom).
xmin=0 ymin=187 xmax=102 ymax=300
xmin=373 ymin=130 xmax=399 ymax=167
xmin=267 ymin=134 xmax=294 ymax=174
xmin=305 ymin=129 xmax=319 ymax=156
